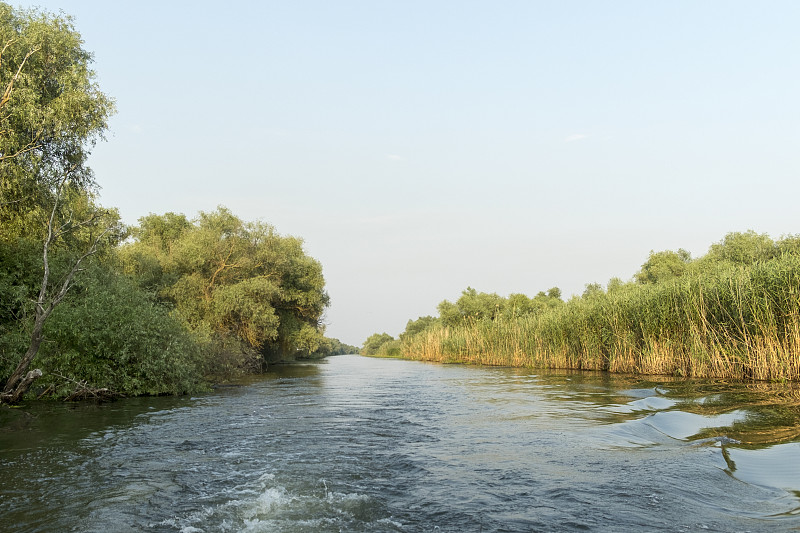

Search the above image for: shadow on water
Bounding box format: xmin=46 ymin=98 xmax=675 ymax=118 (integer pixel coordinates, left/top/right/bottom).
xmin=0 ymin=361 xmax=325 ymax=459
xmin=0 ymin=395 xmax=193 ymax=454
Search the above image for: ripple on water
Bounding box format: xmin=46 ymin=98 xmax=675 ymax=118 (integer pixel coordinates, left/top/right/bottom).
xmin=4 ymin=356 xmax=800 ymax=532
xmin=608 ymin=395 xmax=680 ymax=413
xmin=596 ymin=395 xmax=750 ymax=447
xmin=723 ymin=442 xmax=800 ymax=494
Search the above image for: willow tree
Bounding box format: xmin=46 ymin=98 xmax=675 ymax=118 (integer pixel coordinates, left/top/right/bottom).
xmin=634 ymin=249 xmax=692 ymax=285
xmin=0 ymin=4 xmax=114 ymax=403
xmin=119 ymin=207 xmax=330 ymax=370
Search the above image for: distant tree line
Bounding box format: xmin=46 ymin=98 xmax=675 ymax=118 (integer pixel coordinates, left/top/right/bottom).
xmin=362 ymin=286 xmax=564 ymax=357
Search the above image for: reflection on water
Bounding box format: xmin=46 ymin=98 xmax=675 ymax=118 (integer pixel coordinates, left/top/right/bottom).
xmin=1 ymin=356 xmax=799 ymax=532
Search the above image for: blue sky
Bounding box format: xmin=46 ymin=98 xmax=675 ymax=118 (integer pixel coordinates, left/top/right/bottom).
xmin=25 ymin=1 xmax=800 ymax=345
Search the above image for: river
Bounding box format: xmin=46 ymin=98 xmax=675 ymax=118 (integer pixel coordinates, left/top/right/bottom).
xmin=1 ymin=354 xmax=800 ymax=532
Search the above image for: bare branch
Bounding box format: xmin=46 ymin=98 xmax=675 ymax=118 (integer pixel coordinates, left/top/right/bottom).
xmin=49 ymin=223 xmax=110 ymax=309
xmin=205 ymin=239 xmax=245 ymax=299
xmin=2 ymin=177 xmax=110 ymax=401
xmin=0 ymin=134 xmax=43 ymax=161
xmin=0 ymin=46 xmax=39 ymax=111
xmin=0 ymin=38 xmax=16 ymax=71
xmin=0 ymin=44 xmax=42 ymax=162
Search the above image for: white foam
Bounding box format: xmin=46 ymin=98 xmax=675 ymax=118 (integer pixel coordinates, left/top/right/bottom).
xmin=239 ymin=487 xmax=292 ymax=520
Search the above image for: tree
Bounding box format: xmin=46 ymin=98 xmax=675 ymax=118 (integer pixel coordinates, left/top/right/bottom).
xmin=607 ymin=276 xmax=625 ymax=294
xmin=705 ymin=231 xmax=776 ymax=266
xmin=307 ymin=337 xmax=360 ymax=358
xmin=635 ymin=249 xmax=692 ymax=285
xmin=361 ymin=333 xmax=394 ymax=356
xmin=582 ymin=282 xmax=604 ymax=299
xmin=0 ymin=5 xmax=113 ymax=218
xmin=437 ymin=287 xmax=506 ymax=327
xmin=437 ymin=300 xmax=463 ymax=328
xmin=0 ymin=5 xmax=114 ymax=403
xmin=506 ymin=293 xmax=534 ymax=317
xmin=37 ymin=263 xmax=206 ymax=397
xmin=1 ymin=186 xmax=116 ymax=402
xmin=119 ymin=207 xmax=330 ymax=368
xmin=400 ymin=315 xmax=437 ymax=341
xmin=546 ymin=287 xmax=562 ymax=300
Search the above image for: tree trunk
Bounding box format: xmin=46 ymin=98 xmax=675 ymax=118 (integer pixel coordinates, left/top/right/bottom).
xmin=2 ymin=313 xmax=46 ymax=398
xmin=0 ymin=179 xmax=108 ymax=404
xmin=1 ymin=369 xmax=43 ymax=404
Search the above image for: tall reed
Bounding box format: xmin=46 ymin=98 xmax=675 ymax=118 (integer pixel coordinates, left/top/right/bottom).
xmin=401 ymin=254 xmax=800 ymax=381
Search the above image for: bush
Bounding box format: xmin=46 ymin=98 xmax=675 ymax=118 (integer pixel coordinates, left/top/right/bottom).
xmin=37 ymin=265 xmax=208 ymax=397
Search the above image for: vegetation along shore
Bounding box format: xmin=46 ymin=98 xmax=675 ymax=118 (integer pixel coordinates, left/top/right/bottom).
xmin=364 ymin=230 xmax=800 ymax=382
xmin=0 ymin=5 xmax=356 ymax=403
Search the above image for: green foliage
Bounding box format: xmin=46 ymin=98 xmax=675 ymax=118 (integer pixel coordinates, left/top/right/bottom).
xmin=308 ymin=337 xmax=360 ymax=358
xmin=376 ymin=339 xmax=404 ymax=357
xmin=777 ymin=234 xmax=800 ymax=256
xmin=705 ymin=230 xmax=776 ymax=266
xmin=361 ymin=333 xmax=395 ymax=356
xmin=380 ymin=230 xmax=800 ymax=382
xmin=582 ymin=282 xmax=604 ymax=299
xmin=0 ymin=5 xmax=341 ymax=400
xmin=503 ymin=291 xmax=563 ymax=318
xmin=0 ymin=3 xmax=114 ymax=232
xmin=36 ymin=264 xmax=206 ymax=396
xmin=437 ymin=287 xmax=506 ymax=327
xmin=400 ymin=316 xmax=438 ymax=341
xmin=119 ymin=207 xmax=330 ymax=366
xmin=0 ymin=196 xmax=122 ymax=377
xmin=0 ymin=235 xmax=210 ymax=397
xmin=607 ymin=277 xmax=626 ymax=294
xmin=546 ymin=287 xmax=562 ymax=300
xmin=435 ymin=286 xmax=563 ymax=328
xmin=635 ymin=249 xmax=691 ymax=284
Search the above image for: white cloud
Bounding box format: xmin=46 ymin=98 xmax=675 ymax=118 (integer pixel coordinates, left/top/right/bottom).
xmin=386 ymin=154 xmax=404 ymax=161
xmin=564 ymin=133 xmax=589 ymax=143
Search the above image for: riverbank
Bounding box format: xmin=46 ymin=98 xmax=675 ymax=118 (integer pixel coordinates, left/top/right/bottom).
xmin=366 ymin=233 xmax=800 ymax=382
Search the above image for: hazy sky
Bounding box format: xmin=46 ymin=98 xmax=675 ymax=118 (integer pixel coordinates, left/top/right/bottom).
xmin=25 ymin=1 xmax=800 ymax=345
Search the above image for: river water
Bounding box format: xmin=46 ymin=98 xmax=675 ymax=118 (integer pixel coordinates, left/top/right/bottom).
xmin=2 ymin=354 xmax=800 ymax=532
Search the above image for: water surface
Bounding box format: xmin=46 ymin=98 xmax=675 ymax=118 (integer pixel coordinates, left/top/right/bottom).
xmin=1 ymin=354 xmax=799 ymax=532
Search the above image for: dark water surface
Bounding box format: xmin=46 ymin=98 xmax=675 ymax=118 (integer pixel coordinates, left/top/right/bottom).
xmin=2 ymin=354 xmax=800 ymax=532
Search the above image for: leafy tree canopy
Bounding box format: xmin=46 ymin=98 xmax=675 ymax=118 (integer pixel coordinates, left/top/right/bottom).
xmin=361 ymin=333 xmax=395 ymax=356
xmin=0 ymin=3 xmax=114 ymax=228
xmin=635 ymin=249 xmax=692 ymax=285
xmin=436 ymin=286 xmax=564 ymax=328
xmin=400 ymin=316 xmax=438 ymax=341
xmin=705 ymin=230 xmax=776 ymax=266
xmin=119 ymin=207 xmax=330 ymax=365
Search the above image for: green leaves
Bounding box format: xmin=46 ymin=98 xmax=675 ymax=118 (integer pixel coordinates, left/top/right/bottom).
xmin=213 ymin=278 xmax=281 ymax=346
xmin=0 ymin=4 xmax=114 ymax=192
xmin=362 ymin=333 xmax=395 ymax=356
xmin=36 ymin=264 xmax=206 ymax=396
xmin=635 ymin=249 xmax=692 ymax=285
xmin=120 ymin=206 xmax=330 ymax=365
xmin=434 ymin=286 xmax=564 ymax=328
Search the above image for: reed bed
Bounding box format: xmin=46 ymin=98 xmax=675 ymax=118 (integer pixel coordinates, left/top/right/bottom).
xmin=398 ymin=254 xmax=800 ymax=381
